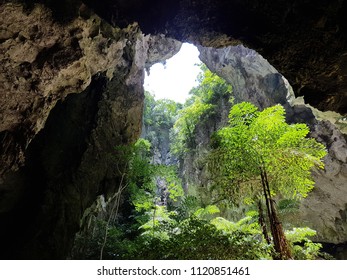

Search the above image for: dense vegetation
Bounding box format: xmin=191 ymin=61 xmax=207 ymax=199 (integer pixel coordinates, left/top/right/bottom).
xmin=171 ymin=64 xmax=232 ymax=156
xmin=208 ymin=102 xmax=326 ymax=259
xmin=72 ymin=65 xmax=329 ymax=260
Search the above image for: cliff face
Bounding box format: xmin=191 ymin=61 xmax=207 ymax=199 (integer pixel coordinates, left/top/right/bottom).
xmin=198 ymin=45 xmax=292 ymax=109
xmin=0 ymin=0 xmax=346 ymax=258
xmin=304 ymin=120 xmax=347 ymax=244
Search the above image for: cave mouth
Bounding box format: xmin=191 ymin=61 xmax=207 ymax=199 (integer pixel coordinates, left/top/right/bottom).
xmin=144 ymin=43 xmax=202 ymax=103
xmin=0 ymin=0 xmax=346 ymax=261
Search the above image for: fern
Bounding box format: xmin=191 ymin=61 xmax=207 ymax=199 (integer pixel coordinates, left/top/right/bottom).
xmin=193 ymin=205 xmax=220 ymax=220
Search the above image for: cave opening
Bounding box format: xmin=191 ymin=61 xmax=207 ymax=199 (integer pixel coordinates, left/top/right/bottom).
xmin=144 ymin=42 xmax=202 ymax=104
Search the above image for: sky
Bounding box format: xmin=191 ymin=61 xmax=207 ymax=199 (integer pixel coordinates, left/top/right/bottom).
xmin=144 ymin=43 xmax=202 ymax=104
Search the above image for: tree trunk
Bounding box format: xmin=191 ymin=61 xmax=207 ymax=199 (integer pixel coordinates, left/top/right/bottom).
xmin=258 ymin=200 xmax=271 ymax=245
xmin=260 ymin=166 xmax=292 ymax=260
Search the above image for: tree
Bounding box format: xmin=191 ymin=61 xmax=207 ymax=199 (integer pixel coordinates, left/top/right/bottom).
xmin=188 ymin=64 xmax=232 ymax=104
xmin=208 ymin=102 xmax=327 ymax=259
xmin=171 ymin=64 xmax=232 ymax=156
xmin=144 ymin=91 xmax=181 ymax=129
xmin=171 ymin=99 xmax=213 ymax=155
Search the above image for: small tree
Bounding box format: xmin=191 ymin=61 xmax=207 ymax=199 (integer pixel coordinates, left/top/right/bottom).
xmin=208 ymin=102 xmax=327 ymax=259
xmin=171 ymin=64 xmax=232 ymax=157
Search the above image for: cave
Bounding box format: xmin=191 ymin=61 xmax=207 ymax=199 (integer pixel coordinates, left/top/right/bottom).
xmin=0 ymin=0 xmax=346 ymax=259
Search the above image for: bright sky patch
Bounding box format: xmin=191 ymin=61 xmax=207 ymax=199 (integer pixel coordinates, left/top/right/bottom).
xmin=144 ymin=43 xmax=202 ymax=103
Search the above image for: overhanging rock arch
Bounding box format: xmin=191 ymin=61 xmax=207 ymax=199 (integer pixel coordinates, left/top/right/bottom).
xmin=85 ymin=0 xmax=347 ymax=114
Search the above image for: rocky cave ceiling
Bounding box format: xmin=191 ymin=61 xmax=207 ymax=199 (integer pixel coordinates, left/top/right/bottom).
xmin=86 ymin=0 xmax=346 ymax=114
xmin=5 ymin=0 xmax=347 ymax=113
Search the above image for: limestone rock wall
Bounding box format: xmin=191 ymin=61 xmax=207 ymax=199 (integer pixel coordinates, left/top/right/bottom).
xmin=198 ymin=45 xmax=292 ymax=109
xmin=0 ymin=3 xmax=125 ymax=178
xmin=0 ymin=2 xmax=181 ymax=259
xmin=302 ymin=120 xmax=347 ymax=243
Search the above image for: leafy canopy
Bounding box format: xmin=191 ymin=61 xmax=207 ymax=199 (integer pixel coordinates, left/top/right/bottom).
xmin=144 ymin=91 xmax=182 ymax=128
xmin=133 ymin=204 xmax=272 ymax=260
xmin=188 ymin=64 xmax=233 ymax=104
xmin=209 ymin=102 xmax=327 ymax=204
xmin=171 ymin=65 xmax=232 ymax=156
xmin=171 ymin=99 xmax=213 ymax=155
